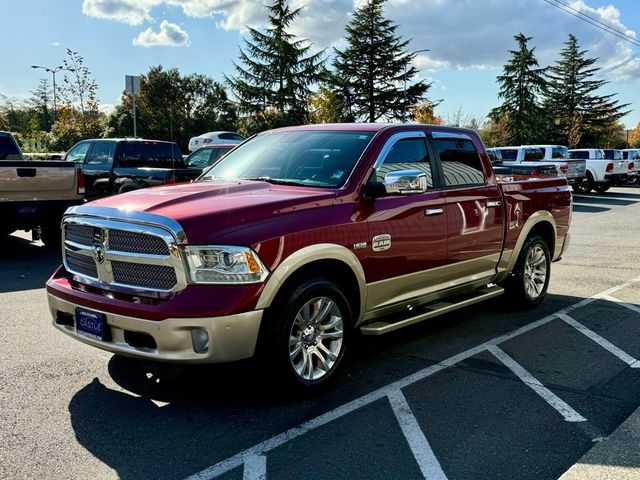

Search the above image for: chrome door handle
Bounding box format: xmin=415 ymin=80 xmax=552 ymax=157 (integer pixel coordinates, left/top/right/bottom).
xmin=486 ymin=200 xmax=502 ymax=208
xmin=424 ymin=208 xmax=444 ymax=216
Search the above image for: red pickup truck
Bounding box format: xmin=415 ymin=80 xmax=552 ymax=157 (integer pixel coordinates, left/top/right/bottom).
xmin=47 ymin=124 xmax=571 ymax=390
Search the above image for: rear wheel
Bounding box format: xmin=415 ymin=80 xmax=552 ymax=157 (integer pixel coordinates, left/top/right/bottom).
xmin=504 ymin=234 xmax=551 ymax=308
xmin=593 ymin=184 xmax=610 ymax=193
xmin=265 ymin=278 xmax=351 ymax=392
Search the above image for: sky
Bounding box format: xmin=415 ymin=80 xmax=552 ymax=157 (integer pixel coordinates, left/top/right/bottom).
xmin=1 ymin=0 xmax=639 ymax=129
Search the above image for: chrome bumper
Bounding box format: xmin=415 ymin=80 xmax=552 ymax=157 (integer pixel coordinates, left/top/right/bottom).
xmin=48 ymin=294 xmax=263 ymax=364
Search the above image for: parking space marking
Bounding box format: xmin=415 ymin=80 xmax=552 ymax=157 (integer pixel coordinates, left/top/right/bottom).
xmin=387 ymin=389 xmax=448 ymax=480
xmin=185 ymin=275 xmax=640 ymax=480
xmin=600 ymin=294 xmax=640 ymax=315
xmin=243 ymin=455 xmax=266 ymax=480
xmin=556 ymin=313 xmax=640 ymax=368
xmin=487 ymin=345 xmax=587 ymax=422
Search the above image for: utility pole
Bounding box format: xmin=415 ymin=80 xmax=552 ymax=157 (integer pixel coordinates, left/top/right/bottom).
xmin=125 ymin=75 xmax=141 ymax=138
xmin=30 ymin=64 xmax=75 ymax=124
xmin=402 ymin=49 xmax=430 ymax=123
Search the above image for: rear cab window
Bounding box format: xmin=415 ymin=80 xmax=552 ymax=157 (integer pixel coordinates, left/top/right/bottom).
xmin=498 ymin=149 xmax=518 ymax=161
xmin=0 ymin=133 xmax=22 ymax=160
xmin=116 ymin=141 xmax=184 ymax=168
xmin=432 ymin=136 xmax=486 ymax=187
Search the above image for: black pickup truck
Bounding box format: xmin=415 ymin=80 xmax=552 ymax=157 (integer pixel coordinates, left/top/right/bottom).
xmin=64 ymin=139 xmax=201 ymax=199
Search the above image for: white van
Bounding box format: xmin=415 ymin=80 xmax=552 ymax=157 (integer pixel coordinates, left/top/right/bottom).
xmin=568 ymin=148 xmax=628 ymax=193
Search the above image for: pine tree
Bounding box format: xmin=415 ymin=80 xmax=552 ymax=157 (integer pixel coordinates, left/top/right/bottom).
xmin=543 ymin=34 xmax=629 ymax=147
xmin=490 ymin=33 xmax=546 ymax=145
xmin=28 ymin=79 xmax=52 ymax=131
xmin=332 ymin=0 xmax=429 ymax=123
xmin=226 ymin=0 xmax=325 ymax=124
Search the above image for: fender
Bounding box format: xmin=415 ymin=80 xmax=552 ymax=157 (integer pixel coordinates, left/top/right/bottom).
xmin=255 ymin=243 xmax=367 ymax=322
xmin=494 ymin=210 xmax=557 ymax=283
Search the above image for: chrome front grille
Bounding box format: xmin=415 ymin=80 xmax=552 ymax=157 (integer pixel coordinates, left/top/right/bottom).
xmin=63 ymin=217 xmax=186 ymax=293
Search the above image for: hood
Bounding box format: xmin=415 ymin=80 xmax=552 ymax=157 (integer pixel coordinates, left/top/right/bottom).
xmin=89 ymin=179 xmax=336 ymax=243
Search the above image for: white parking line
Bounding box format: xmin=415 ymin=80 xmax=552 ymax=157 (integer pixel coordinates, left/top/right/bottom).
xmin=601 ymin=294 xmax=640 ymax=315
xmin=487 ymin=345 xmax=587 ymax=422
xmin=387 ymin=389 xmax=448 ymax=480
xmin=556 ymin=313 xmax=640 ymax=368
xmin=184 ymin=275 xmax=640 ymax=480
xmin=243 ymin=455 xmax=267 ymax=480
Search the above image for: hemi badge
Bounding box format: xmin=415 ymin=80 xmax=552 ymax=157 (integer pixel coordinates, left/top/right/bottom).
xmin=353 ymin=242 xmax=367 ymax=250
xmin=372 ymin=234 xmax=391 ymax=252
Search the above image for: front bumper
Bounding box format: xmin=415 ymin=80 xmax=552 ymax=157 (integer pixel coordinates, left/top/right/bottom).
xmin=48 ymin=293 xmax=263 ymax=364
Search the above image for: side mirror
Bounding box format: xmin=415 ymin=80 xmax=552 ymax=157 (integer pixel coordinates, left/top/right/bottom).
xmin=384 ymin=169 xmax=428 ymax=195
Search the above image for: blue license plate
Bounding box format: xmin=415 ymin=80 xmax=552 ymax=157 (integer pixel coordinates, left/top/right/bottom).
xmin=76 ymin=308 xmax=106 ymax=341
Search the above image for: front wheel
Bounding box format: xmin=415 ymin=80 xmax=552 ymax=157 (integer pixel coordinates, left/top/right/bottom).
xmin=504 ymin=234 xmax=551 ymax=308
xmin=266 ymin=278 xmax=351 ymax=392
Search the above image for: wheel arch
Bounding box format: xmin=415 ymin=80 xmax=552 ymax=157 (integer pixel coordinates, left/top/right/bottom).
xmin=256 ymin=244 xmax=367 ymax=324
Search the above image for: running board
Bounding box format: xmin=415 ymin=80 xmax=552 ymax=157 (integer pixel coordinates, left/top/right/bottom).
xmin=359 ymin=285 xmax=504 ymax=335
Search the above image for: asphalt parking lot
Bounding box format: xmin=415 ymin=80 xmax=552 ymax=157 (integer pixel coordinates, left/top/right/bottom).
xmin=1 ymin=187 xmax=640 ymax=480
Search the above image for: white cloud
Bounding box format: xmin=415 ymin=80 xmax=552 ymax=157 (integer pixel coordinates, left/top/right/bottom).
xmin=81 ymin=0 xmax=640 ymax=82
xmin=99 ymin=103 xmax=117 ymax=115
xmin=133 ymin=20 xmax=190 ymax=47
xmin=50 ymin=41 xmax=61 ymax=47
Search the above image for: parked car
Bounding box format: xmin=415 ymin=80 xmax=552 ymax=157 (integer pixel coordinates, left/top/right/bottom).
xmin=47 ymin=124 xmax=571 ymax=391
xmin=622 ymin=149 xmax=640 ymax=185
xmin=568 ymin=148 xmax=628 ymax=193
xmin=187 ymin=131 xmax=245 ymax=152
xmin=488 ymin=145 xmax=586 ymax=186
xmin=64 ymin=138 xmax=202 ymax=199
xmin=0 ymin=131 xmax=83 ymax=247
xmin=184 ymin=144 xmax=236 ymax=174
xmin=487 ymin=147 xmax=558 ymax=178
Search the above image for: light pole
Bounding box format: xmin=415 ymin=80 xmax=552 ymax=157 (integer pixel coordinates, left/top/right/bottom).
xmin=403 ymin=49 xmax=430 ymax=123
xmin=30 ymin=64 xmax=74 ymax=124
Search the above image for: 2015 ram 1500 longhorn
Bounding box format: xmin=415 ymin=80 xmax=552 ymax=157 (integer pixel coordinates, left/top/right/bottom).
xmin=46 ymin=124 xmax=572 ymax=390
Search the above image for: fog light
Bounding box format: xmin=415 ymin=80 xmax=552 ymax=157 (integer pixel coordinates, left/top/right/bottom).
xmin=191 ymin=328 xmax=209 ymax=354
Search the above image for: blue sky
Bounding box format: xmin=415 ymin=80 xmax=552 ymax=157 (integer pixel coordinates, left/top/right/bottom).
xmin=2 ymin=0 xmax=639 ymax=129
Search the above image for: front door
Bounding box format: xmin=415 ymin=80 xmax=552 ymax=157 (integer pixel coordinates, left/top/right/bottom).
xmin=82 ymin=141 xmax=115 ymax=198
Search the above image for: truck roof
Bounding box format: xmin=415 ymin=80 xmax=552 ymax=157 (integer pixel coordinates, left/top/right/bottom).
xmin=267 ymin=123 xmax=478 ymax=136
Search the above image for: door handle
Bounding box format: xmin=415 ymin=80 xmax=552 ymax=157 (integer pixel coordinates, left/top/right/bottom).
xmin=486 ymin=200 xmax=502 ymax=208
xmin=424 ymin=208 xmax=444 ymax=216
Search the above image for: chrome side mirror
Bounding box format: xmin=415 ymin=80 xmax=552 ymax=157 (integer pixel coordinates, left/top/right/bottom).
xmin=384 ymin=169 xmax=428 ymax=195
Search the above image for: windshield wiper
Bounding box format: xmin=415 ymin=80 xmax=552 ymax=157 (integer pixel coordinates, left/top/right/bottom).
xmin=241 ymin=176 xmax=307 ymax=186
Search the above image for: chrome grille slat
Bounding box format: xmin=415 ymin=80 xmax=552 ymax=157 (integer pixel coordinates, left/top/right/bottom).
xmin=65 ymin=224 xmax=95 ymax=245
xmin=66 ymin=250 xmax=98 ymax=279
xmin=109 ymin=230 xmax=169 ymax=255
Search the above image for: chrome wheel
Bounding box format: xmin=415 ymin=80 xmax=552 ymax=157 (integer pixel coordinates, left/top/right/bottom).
xmin=524 ymin=245 xmax=547 ymax=299
xmin=288 ymin=297 xmax=344 ymax=381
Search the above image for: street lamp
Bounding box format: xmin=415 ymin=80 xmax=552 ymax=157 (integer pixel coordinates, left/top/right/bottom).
xmin=403 ymin=49 xmax=430 ymax=123
xmin=30 ymin=64 xmax=75 ymax=124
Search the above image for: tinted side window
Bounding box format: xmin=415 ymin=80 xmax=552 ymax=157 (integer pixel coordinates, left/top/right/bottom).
xmin=498 ymin=149 xmax=518 ymax=160
xmin=86 ymin=141 xmax=115 ymax=165
xmin=376 ymin=137 xmax=432 ymax=188
xmin=524 ymin=148 xmax=544 ymax=161
xmin=117 ymin=142 xmax=183 ymax=168
xmin=0 ymin=135 xmax=21 ymax=160
xmin=434 ymin=138 xmax=485 ymax=187
xmin=569 ymin=151 xmax=588 ymax=159
xmin=66 ymin=142 xmax=91 ymax=163
xmin=186 ymin=149 xmax=212 ymax=168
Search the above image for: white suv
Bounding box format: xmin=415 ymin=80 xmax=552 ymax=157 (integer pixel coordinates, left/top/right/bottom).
xmin=568 ymin=148 xmax=628 ymax=193
xmin=188 ymin=131 xmax=245 ymax=152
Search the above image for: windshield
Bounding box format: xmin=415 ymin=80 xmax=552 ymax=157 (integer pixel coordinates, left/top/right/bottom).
xmin=552 ymin=147 xmax=568 ymax=159
xmin=200 ymin=130 xmax=375 ymax=188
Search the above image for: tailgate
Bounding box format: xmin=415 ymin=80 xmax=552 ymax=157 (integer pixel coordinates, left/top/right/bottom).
xmin=0 ymin=161 xmax=78 ymax=201
xmin=612 ymin=160 xmax=628 ymax=174
xmin=565 ymin=159 xmax=586 ymax=178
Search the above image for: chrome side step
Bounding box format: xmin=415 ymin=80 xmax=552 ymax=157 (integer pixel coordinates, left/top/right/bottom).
xmin=359 ymin=285 xmax=504 ymax=336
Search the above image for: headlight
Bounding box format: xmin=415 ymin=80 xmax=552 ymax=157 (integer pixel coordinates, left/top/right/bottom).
xmin=184 ymin=246 xmax=269 ymax=284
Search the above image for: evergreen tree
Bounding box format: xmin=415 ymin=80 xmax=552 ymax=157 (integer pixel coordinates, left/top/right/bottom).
xmin=543 ymin=34 xmax=629 ymax=147
xmin=27 ymin=79 xmax=52 ymax=131
xmin=226 ymin=0 xmax=325 ymax=124
xmin=332 ymin=0 xmax=429 ymax=122
xmin=490 ymin=33 xmax=546 ymax=145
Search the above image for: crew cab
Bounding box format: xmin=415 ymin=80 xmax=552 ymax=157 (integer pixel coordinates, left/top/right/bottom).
xmin=487 ymin=145 xmax=586 ymax=186
xmin=64 ymin=138 xmax=201 ymax=199
xmin=1 ymin=131 xmax=84 ymax=247
xmin=47 ymin=124 xmax=571 ymax=390
xmin=568 ymin=148 xmax=628 ymax=193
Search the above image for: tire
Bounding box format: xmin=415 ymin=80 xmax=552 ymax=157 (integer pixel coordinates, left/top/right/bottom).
xmin=40 ymin=224 xmax=62 ymax=250
xmin=504 ymin=234 xmax=551 ymax=308
xmin=593 ymin=184 xmax=610 ymax=193
xmin=572 ymin=178 xmax=591 ymax=194
xmin=263 ymin=278 xmax=352 ymax=392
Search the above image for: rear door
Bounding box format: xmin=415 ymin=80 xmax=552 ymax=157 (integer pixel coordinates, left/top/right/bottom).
xmin=430 ymin=131 xmax=504 ymax=285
